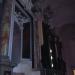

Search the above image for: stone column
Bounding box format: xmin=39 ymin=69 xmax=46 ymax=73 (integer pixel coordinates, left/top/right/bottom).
xmin=0 ymin=0 xmax=14 ymax=75
xmin=33 ymin=18 xmax=38 ymax=69
xmin=33 ymin=12 xmax=43 ymax=69
xmin=21 ymin=25 xmax=23 ymax=60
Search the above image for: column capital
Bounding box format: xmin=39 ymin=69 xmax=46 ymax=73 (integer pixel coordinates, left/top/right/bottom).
xmin=19 ymin=24 xmax=24 ymax=31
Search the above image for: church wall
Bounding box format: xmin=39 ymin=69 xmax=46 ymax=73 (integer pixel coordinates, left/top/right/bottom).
xmin=48 ymin=1 xmax=75 ymax=75
xmin=1 ymin=0 xmax=13 ymax=56
xmin=57 ymin=24 xmax=75 ymax=75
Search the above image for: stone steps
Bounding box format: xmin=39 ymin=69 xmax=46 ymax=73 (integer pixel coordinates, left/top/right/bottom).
xmin=13 ymin=73 xmax=24 ymax=75
xmin=13 ymin=59 xmax=40 ymax=75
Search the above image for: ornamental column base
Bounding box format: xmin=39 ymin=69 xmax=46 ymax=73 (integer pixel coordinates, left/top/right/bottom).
xmin=0 ymin=55 xmax=13 ymax=75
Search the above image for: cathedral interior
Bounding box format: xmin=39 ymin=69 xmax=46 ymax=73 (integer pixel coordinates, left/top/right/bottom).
xmin=0 ymin=0 xmax=75 ymax=75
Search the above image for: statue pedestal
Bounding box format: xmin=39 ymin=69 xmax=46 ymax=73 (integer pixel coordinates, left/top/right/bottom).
xmin=0 ymin=56 xmax=12 ymax=75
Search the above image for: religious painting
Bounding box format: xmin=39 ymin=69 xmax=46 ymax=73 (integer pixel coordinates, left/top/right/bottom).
xmin=1 ymin=23 xmax=9 ymax=56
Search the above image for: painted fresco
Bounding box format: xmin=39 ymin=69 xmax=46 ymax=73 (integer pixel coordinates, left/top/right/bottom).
xmin=1 ymin=24 xmax=9 ymax=55
xmin=1 ymin=0 xmax=12 ymax=56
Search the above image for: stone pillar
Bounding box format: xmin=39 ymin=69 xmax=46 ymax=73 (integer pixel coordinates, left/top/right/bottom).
xmin=33 ymin=12 xmax=43 ymax=69
xmin=0 ymin=56 xmax=12 ymax=75
xmin=33 ymin=18 xmax=38 ymax=69
xmin=0 ymin=0 xmax=14 ymax=75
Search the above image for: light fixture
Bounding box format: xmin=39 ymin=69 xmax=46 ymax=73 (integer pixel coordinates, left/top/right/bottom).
xmin=50 ymin=49 xmax=52 ymax=53
xmin=51 ymin=56 xmax=53 ymax=60
xmin=51 ymin=63 xmax=54 ymax=68
xmin=73 ymin=70 xmax=75 ymax=75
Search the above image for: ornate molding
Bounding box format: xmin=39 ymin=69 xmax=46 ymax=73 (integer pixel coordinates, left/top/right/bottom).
xmin=14 ymin=1 xmax=31 ymax=24
xmin=31 ymin=0 xmax=53 ymax=21
xmin=14 ymin=11 xmax=30 ymax=23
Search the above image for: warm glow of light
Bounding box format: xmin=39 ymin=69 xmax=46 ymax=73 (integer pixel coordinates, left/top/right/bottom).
xmin=50 ymin=49 xmax=52 ymax=53
xmin=51 ymin=56 xmax=53 ymax=60
xmin=51 ymin=63 xmax=54 ymax=68
xmin=73 ymin=70 xmax=75 ymax=75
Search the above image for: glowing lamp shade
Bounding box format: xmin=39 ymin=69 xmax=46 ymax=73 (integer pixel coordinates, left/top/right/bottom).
xmin=51 ymin=63 xmax=54 ymax=68
xmin=50 ymin=49 xmax=52 ymax=53
xmin=73 ymin=70 xmax=75 ymax=75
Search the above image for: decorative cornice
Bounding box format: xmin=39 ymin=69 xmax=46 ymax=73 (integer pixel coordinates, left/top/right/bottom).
xmin=31 ymin=0 xmax=53 ymax=20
